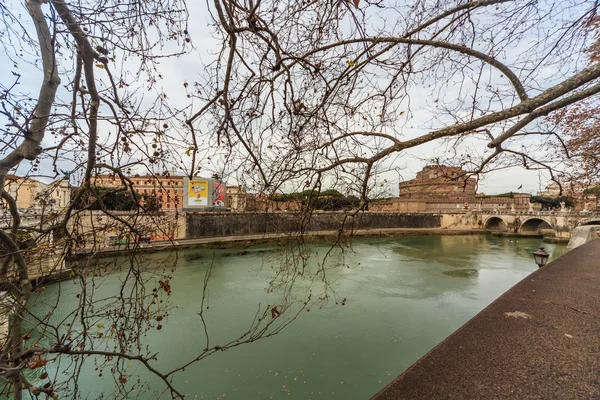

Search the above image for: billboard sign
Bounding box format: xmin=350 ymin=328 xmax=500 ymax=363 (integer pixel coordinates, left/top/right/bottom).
xmin=212 ymin=182 xmax=225 ymax=207
xmin=187 ymin=179 xmax=208 ymax=206
xmin=183 ymin=177 xmax=227 ymax=211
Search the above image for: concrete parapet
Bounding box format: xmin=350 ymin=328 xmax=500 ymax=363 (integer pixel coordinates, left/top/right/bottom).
xmin=566 ymin=225 xmax=600 ymax=252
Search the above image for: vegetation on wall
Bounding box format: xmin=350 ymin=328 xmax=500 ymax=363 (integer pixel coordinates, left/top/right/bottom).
xmin=477 ymin=192 xmax=516 ymax=199
xmin=529 ymin=196 xmax=574 ymax=209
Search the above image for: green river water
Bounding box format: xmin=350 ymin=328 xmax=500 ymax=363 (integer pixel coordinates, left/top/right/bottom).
xmin=26 ymin=235 xmax=565 ymax=399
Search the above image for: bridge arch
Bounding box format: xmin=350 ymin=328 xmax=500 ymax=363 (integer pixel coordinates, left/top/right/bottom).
xmin=520 ymin=218 xmax=553 ymax=235
xmin=484 ymin=216 xmax=508 ymax=232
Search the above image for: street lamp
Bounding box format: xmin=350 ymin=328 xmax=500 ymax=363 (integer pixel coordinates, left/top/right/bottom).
xmin=532 ymin=247 xmax=550 ymax=268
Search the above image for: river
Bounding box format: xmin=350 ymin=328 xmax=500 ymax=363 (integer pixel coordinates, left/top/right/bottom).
xmin=27 ymin=234 xmax=565 ymax=399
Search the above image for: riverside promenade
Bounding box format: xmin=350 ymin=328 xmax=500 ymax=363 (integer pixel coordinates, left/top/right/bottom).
xmin=372 ymin=240 xmax=600 ymax=399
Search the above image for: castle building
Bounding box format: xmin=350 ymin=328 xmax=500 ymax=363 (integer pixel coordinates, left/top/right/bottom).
xmin=368 ymin=165 xmax=538 ymax=213
xmin=399 ymin=165 xmax=477 ymax=198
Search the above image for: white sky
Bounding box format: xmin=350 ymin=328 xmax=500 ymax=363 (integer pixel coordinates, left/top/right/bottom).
xmin=0 ymin=0 xmax=581 ymax=195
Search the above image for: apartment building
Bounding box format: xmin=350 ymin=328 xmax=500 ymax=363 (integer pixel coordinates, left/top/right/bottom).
xmin=95 ymin=174 xmax=184 ymax=210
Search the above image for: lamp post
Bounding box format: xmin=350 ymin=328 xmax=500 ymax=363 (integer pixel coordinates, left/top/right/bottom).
xmin=532 ymin=247 xmax=550 ymax=268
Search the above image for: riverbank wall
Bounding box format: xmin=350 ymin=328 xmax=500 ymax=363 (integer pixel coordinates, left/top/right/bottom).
xmin=68 ymin=211 xmax=449 ymax=244
xmin=186 ymin=212 xmax=442 ymax=238
xmin=70 ymin=210 xmax=186 ymax=243
xmin=46 ymin=210 xmax=600 ymax=246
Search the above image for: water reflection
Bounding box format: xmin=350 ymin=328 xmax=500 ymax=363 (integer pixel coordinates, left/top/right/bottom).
xmin=442 ymin=269 xmax=479 ymax=278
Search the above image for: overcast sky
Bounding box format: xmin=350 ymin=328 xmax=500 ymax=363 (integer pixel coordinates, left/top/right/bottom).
xmin=0 ymin=0 xmax=576 ymax=195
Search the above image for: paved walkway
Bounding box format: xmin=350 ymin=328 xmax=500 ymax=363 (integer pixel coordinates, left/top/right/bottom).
xmin=371 ymin=240 xmax=600 ymax=400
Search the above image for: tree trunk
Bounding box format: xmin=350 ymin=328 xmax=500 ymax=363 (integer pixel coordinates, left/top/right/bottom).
xmin=0 ymin=1 xmax=60 ymax=398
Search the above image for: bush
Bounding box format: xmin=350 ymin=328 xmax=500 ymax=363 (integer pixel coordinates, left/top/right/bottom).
xmin=271 ymin=189 xmax=358 ymax=210
xmin=529 ymin=196 xmax=574 ymax=210
xmin=73 ymin=185 xmax=139 ymax=210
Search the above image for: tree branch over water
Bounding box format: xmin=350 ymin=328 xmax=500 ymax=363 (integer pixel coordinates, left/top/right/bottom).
xmin=1 ymin=0 xmax=599 ymax=397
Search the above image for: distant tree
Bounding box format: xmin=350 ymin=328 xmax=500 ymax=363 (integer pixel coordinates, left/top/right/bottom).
xmin=72 ymin=185 xmax=138 ymax=211
xmin=583 ymin=186 xmax=600 ymax=195
xmin=313 ymin=195 xmax=360 ymax=211
xmin=583 ymin=186 xmax=600 ymax=209
xmin=530 ymin=196 xmax=574 ymax=210
xmin=272 ymin=189 xmax=357 ymax=210
xmin=477 ymin=192 xmax=514 ymax=199
xmin=141 ymin=193 xmax=162 ymax=212
xmin=318 ymin=189 xmax=344 ymax=198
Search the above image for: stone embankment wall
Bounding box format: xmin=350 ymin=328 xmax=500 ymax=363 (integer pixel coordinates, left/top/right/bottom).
xmin=46 ymin=209 xmax=600 ymax=245
xmin=186 ymin=212 xmax=442 ymax=238
xmin=69 ymin=210 xmax=187 ymax=243
xmin=438 ymin=212 xmax=481 ymax=230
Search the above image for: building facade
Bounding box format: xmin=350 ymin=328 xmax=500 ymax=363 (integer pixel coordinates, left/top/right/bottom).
xmin=226 ymin=185 xmax=247 ymax=211
xmin=95 ymin=174 xmax=184 ymax=210
xmin=537 ymin=182 xmax=599 ymax=210
xmin=95 ymin=174 xmax=247 ymax=211
xmin=42 ymin=180 xmax=71 ymax=209
xmin=4 ymin=175 xmax=71 ymax=211
xmin=370 ymin=194 xmax=540 ymax=213
xmin=5 ymin=175 xmax=41 ymax=209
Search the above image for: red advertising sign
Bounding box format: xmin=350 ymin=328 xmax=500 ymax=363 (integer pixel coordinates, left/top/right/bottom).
xmin=212 ymin=182 xmax=225 ymax=207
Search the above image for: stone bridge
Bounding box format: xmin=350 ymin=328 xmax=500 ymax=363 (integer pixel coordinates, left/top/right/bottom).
xmin=441 ymin=210 xmax=600 ymax=238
